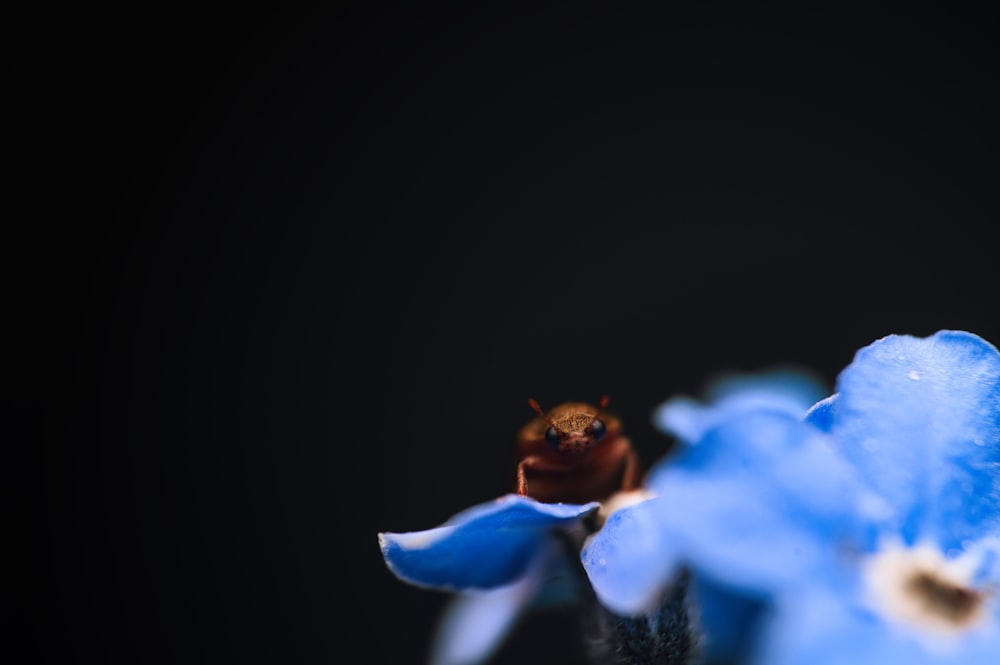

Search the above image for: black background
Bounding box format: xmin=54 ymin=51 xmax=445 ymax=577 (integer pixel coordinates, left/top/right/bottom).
xmin=8 ymin=5 xmax=998 ymax=664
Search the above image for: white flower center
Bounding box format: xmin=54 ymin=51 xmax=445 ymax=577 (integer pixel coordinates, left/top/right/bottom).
xmin=593 ymin=488 xmax=658 ymax=529
xmin=864 ymin=543 xmax=988 ymax=635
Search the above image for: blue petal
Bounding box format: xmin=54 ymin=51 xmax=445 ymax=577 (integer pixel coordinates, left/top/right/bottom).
xmin=965 ymin=534 xmax=1000 ymax=585
xmin=756 ymin=589 xmax=1000 ymax=665
xmin=379 ymin=494 xmax=598 ymax=590
xmin=756 ymin=591 xmax=921 ymax=665
xmin=828 ymin=330 xmax=1000 ymax=549
xmin=656 ymin=473 xmax=848 ymax=588
xmin=430 ymin=542 xmax=554 ymax=665
xmin=647 ymin=411 xmax=876 ymax=537
xmin=648 ymin=409 xmax=810 ymax=485
xmin=525 ymin=545 xmax=586 ymax=609
xmin=588 ymin=411 xmax=877 ymax=614
xmin=654 ymin=368 xmax=827 ymax=443
xmin=583 ymin=479 xmax=833 ymax=615
xmin=689 ymin=575 xmax=770 ymax=664
xmin=804 ymin=394 xmax=838 ymax=432
xmin=580 ymin=496 xmax=680 ymax=614
xmin=959 ymin=630 xmax=1000 ymax=665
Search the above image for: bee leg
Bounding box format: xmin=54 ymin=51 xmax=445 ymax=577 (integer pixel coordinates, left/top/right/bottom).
xmin=620 ymin=448 xmax=641 ymax=491
xmin=516 ymin=455 xmax=545 ymax=496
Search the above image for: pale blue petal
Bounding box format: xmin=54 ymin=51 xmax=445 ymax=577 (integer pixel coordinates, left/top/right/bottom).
xmin=964 ymin=534 xmax=1000 ymax=585
xmin=654 ymin=368 xmax=827 ymax=443
xmin=757 ymin=591 xmax=922 ymax=665
xmin=653 ymin=473 xmax=845 ymax=592
xmin=958 ymin=630 xmax=1000 ymax=665
xmin=589 ymin=411 xmax=877 ymax=614
xmin=584 ymin=477 xmax=831 ymax=615
xmin=647 ymin=411 xmax=878 ymax=540
xmin=379 ymin=495 xmax=598 ymax=590
xmin=828 ymin=330 xmax=1000 ymax=549
xmin=647 ymin=410 xmax=815 ymax=488
xmin=580 ymin=496 xmax=681 ymax=614
xmin=430 ymin=543 xmax=552 ymax=665
xmin=653 ymin=396 xmax=708 ymax=443
xmin=757 ymin=589 xmax=1000 ymax=665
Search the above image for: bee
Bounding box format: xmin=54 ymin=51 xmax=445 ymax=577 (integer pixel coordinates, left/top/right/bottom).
xmin=516 ymin=395 xmax=640 ymax=504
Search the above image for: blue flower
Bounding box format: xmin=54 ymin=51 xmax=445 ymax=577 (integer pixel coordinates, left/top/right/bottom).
xmin=379 ymin=495 xmax=600 ymax=665
xmin=582 ymin=330 xmax=1000 ymax=663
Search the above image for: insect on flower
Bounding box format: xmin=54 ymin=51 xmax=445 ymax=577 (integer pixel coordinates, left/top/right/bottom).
xmin=516 ymin=395 xmax=640 ymax=504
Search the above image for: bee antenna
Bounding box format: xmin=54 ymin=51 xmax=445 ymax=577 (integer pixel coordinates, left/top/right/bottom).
xmin=527 ymin=398 xmax=556 ymax=427
xmin=594 ymin=394 xmax=611 ymax=421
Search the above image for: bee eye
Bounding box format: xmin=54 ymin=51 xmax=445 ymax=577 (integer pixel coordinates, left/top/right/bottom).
xmin=544 ymin=426 xmax=561 ymax=448
xmin=590 ymin=418 xmax=606 ymax=442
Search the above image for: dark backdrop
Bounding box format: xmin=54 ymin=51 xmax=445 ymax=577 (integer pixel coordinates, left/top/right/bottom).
xmin=9 ymin=5 xmax=998 ymax=664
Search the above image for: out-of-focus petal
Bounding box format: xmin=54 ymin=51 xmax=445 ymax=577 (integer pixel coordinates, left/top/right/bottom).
xmin=648 ymin=411 xmax=875 ymax=535
xmin=583 ymin=475 xmax=834 ymax=615
xmin=580 ymin=496 xmax=678 ymax=614
xmin=690 ymin=575 xmax=770 ymax=664
xmin=648 ymin=410 xmax=809 ymax=486
xmin=589 ymin=411 xmax=876 ymax=615
xmin=957 ymin=631 xmax=1000 ymax=665
xmin=706 ymin=368 xmax=829 ymax=409
xmin=525 ymin=545 xmax=586 ymax=610
xmin=379 ymin=495 xmax=598 ymax=591
xmin=430 ymin=543 xmax=553 ymax=665
xmin=967 ymin=535 xmax=1000 ymax=585
xmin=757 ymin=591 xmax=924 ymax=665
xmin=757 ymin=588 xmax=1000 ymax=665
xmin=828 ymin=330 xmax=1000 ymax=549
xmin=656 ymin=473 xmax=844 ymax=591
xmin=654 ymin=368 xmax=827 ymax=443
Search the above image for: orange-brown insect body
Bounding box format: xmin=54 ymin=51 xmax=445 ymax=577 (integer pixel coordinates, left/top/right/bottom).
xmin=516 ymin=397 xmax=639 ymax=504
